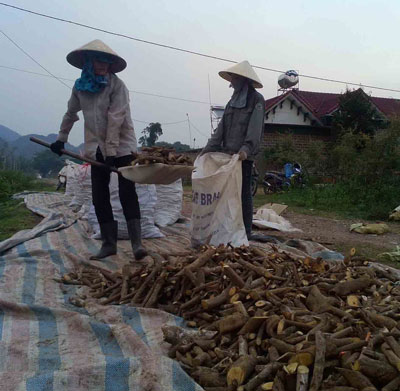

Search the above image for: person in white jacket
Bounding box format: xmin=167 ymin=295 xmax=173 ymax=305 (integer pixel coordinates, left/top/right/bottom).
xmin=50 ymin=40 xmax=147 ymax=260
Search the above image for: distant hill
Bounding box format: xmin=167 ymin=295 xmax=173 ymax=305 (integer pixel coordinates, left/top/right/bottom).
xmin=0 ymin=123 xmax=84 ymax=159
xmin=0 ymin=124 xmax=20 ymax=143
xmin=10 ymin=133 xmax=83 ymax=159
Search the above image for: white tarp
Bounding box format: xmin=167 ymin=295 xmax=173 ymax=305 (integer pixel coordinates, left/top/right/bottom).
xmin=253 ymin=207 xmax=302 ymax=232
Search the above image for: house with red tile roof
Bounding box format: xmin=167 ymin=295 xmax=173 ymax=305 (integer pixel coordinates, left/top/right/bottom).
xmin=264 ymin=88 xmax=400 ymax=127
xmin=257 ymin=88 xmax=400 ymax=171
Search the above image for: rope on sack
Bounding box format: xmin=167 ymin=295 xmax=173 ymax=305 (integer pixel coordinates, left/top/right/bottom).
xmin=79 ymin=163 xmax=91 ymax=183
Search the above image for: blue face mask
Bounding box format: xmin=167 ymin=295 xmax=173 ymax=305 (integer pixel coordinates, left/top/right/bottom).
xmin=74 ymin=53 xmax=113 ymax=93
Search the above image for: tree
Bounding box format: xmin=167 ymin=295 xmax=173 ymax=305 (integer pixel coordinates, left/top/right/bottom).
xmin=139 ymin=122 xmax=163 ymax=147
xmin=332 ymin=88 xmax=386 ymax=136
xmin=32 ymin=150 xmax=65 ymax=178
xmin=0 ymin=138 xmax=34 ymax=172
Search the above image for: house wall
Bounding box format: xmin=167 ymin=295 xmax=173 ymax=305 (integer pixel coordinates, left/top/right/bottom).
xmin=183 ymin=126 xmax=334 ymax=183
xmin=265 ymin=98 xmax=313 ymax=126
xmin=255 ymin=124 xmax=333 ymax=174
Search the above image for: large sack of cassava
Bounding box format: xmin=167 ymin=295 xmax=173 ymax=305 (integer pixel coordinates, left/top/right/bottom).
xmin=154 ymin=179 xmax=183 ymax=227
xmin=64 ymin=161 xmax=80 ymax=197
xmin=190 ymin=152 xmax=248 ymax=248
xmin=68 ymin=164 xmax=92 ymax=212
xmin=75 ymin=165 xmax=92 ymax=220
xmin=88 ymin=173 xmax=163 ymax=239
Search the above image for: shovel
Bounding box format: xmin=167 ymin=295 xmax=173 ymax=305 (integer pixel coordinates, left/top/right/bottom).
xmin=30 ymin=136 xmax=119 ymax=173
xmin=30 ymin=137 xmax=194 ymax=184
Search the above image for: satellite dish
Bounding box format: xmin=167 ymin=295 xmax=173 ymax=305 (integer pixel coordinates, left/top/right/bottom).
xmin=278 ymin=70 xmax=299 ymax=89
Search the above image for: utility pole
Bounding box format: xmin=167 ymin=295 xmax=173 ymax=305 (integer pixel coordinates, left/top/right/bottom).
xmin=208 ymin=74 xmax=213 ymax=134
xmin=186 ymin=113 xmax=192 ymax=149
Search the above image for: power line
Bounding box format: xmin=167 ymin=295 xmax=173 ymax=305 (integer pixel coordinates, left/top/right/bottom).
xmin=0 ymin=29 xmax=71 ymax=89
xmin=188 ymin=120 xmax=208 ymax=138
xmin=0 ymin=64 xmax=215 ymax=105
xmin=2 ymin=2 xmax=400 ymax=94
xmin=0 ymin=3 xmax=238 ymax=66
xmin=0 ymin=64 xmax=200 ymax=126
xmin=128 ymin=89 xmax=210 ymax=105
xmin=133 ymin=119 xmax=188 ymax=126
xmin=0 ymin=64 xmax=73 ymax=80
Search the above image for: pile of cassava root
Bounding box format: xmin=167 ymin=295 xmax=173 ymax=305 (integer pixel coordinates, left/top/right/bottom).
xmin=59 ymin=244 xmax=400 ymax=391
xmin=131 ymin=146 xmax=193 ymax=166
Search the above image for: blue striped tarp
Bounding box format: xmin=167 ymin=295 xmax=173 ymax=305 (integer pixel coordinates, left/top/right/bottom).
xmin=0 ymin=192 xmax=202 ymax=391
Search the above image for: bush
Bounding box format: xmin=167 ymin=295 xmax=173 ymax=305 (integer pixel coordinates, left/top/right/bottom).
xmin=328 ymin=124 xmax=400 ymax=218
xmin=288 ymin=182 xmax=398 ymax=219
xmin=0 ymin=170 xmax=36 ymax=201
xmin=331 ymin=123 xmax=400 ymax=183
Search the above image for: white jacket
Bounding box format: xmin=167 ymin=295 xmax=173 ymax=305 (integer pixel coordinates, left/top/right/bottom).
xmin=57 ymin=74 xmax=137 ymax=159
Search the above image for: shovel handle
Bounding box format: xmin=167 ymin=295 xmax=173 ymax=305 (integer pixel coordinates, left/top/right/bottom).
xmin=30 ymin=137 xmax=119 ymax=173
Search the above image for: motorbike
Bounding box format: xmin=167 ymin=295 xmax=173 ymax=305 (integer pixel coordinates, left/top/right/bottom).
xmin=263 ymin=162 xmax=303 ymax=194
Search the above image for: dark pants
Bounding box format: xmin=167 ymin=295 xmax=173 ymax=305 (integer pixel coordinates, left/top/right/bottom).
xmin=91 ymin=148 xmax=140 ymax=224
xmin=241 ymin=160 xmax=253 ymax=238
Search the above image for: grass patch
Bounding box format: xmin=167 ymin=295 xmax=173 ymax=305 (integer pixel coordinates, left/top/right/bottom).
xmin=0 ymin=170 xmax=59 ymax=241
xmin=253 ymin=182 xmax=398 ymax=220
xmin=0 ymin=200 xmax=42 ymax=241
xmin=331 ymin=241 xmax=400 ymax=269
xmin=0 ymin=170 xmax=56 ymax=201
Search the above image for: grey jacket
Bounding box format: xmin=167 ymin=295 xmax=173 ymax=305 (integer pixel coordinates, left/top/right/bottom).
xmin=57 ymin=74 xmax=137 ymax=159
xmin=202 ymin=89 xmax=265 ymax=160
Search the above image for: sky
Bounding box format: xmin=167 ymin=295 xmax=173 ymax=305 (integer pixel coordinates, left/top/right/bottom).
xmin=1 ymin=0 xmax=400 ymax=148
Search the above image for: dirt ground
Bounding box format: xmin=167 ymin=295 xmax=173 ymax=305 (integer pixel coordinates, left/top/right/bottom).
xmin=269 ymin=210 xmax=400 ymax=257
xmin=182 ymin=192 xmax=400 ymax=261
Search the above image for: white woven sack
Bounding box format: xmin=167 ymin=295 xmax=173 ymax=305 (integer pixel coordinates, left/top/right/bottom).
xmin=154 ymin=179 xmax=183 ymax=227
xmin=69 ymin=164 xmax=91 ymax=209
xmin=58 ymin=165 xmax=68 ymax=178
xmin=88 ymin=173 xmax=164 ymax=239
xmin=65 ymin=164 xmax=79 ymax=199
xmin=75 ymin=165 xmax=92 ymax=220
xmin=190 ymin=152 xmax=248 ymax=247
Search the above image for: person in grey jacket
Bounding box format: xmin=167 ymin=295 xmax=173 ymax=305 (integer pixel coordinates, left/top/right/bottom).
xmin=50 ymin=40 xmax=147 ymax=261
xmin=201 ymin=61 xmax=265 ymax=240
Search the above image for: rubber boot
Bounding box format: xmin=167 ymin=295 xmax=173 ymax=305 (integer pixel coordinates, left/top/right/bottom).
xmin=90 ymin=221 xmax=118 ymax=259
xmin=127 ymin=219 xmax=148 ymax=260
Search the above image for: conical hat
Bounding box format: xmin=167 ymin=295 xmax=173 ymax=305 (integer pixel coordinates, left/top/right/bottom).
xmin=66 ymin=39 xmax=127 ymax=73
xmin=219 ymin=60 xmax=263 ymax=88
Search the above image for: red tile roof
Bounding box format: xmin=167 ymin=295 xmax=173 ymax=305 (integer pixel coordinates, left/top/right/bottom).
xmin=370 ymin=96 xmax=400 ymax=117
xmin=265 ymin=89 xmax=400 ymax=120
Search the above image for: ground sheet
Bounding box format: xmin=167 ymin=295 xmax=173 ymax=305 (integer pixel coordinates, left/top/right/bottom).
xmin=2 ymin=192 xmax=396 ymax=390
xmin=0 ymin=192 xmax=202 ymax=391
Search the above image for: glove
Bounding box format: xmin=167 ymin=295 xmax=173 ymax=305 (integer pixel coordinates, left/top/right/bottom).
xmin=50 ymin=140 xmax=64 ymax=156
xmin=104 ymin=156 xmax=116 ymax=168
xmin=238 ymin=150 xmax=247 ymax=161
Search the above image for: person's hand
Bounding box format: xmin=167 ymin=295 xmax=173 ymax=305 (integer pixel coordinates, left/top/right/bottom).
xmin=238 ymin=150 xmax=247 ymax=161
xmin=105 ymin=156 xmax=116 ymax=168
xmin=50 ymin=140 xmax=64 ymax=156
